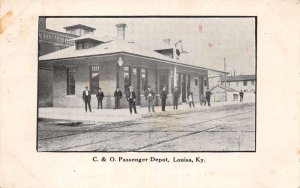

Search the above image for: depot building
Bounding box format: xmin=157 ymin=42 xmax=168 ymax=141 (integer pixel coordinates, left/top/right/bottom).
xmin=39 ymin=23 xmax=226 ymax=109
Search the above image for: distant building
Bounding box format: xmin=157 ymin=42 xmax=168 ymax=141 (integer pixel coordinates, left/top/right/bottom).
xmin=209 ymin=85 xmax=238 ymax=102
xmin=208 ymin=75 xmax=221 ymax=89
xmin=38 ymin=17 xmax=96 ymax=106
xmin=220 ymin=75 xmax=256 ymax=93
xmin=64 ymin=24 xmax=95 ymax=36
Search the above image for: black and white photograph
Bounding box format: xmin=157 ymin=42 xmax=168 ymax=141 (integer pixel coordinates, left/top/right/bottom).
xmin=37 ymin=17 xmax=256 ymax=152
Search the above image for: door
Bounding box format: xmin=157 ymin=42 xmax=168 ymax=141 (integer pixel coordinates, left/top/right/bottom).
xmin=182 ymin=74 xmax=187 ymax=102
xmin=131 ymin=67 xmax=141 ymax=105
xmin=159 ymin=70 xmax=169 ymax=93
xmin=199 ymin=76 xmax=204 ymax=95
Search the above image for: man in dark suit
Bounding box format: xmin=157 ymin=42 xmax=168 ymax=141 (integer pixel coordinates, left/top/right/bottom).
xmin=172 ymin=86 xmax=180 ymax=110
xmin=160 ymin=86 xmax=168 ymax=111
xmin=144 ymin=85 xmax=155 ymax=112
xmin=114 ymin=87 xmax=122 ymax=109
xmin=126 ymin=86 xmax=138 ymax=114
xmin=205 ymin=90 xmax=213 ymax=106
xmin=82 ymin=86 xmax=92 ymax=112
xmin=96 ymin=87 xmax=104 ymax=109
xmin=239 ymin=90 xmax=244 ymax=102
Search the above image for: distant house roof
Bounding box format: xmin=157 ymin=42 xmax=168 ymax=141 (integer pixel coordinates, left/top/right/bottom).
xmin=210 ymin=85 xmax=238 ymax=92
xmin=39 ymin=36 xmax=227 ymax=74
xmin=220 ymin=75 xmax=256 ymax=82
xmin=63 ymin=24 xmax=96 ymax=31
xmin=68 ymin=35 xmax=114 ymax=43
xmin=45 ymin=29 xmax=79 ymax=37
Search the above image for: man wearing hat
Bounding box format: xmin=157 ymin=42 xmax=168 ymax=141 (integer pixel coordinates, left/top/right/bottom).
xmin=82 ymin=86 xmax=92 ymax=112
xmin=96 ymin=87 xmax=104 ymax=109
xmin=205 ymin=90 xmax=213 ymax=106
xmin=160 ymin=86 xmax=168 ymax=111
xmin=144 ymin=85 xmax=155 ymax=112
xmin=187 ymin=88 xmax=195 ymax=108
xmin=114 ymin=87 xmax=122 ymax=109
xmin=172 ymin=86 xmax=180 ymax=110
xmin=126 ymin=86 xmax=138 ymax=114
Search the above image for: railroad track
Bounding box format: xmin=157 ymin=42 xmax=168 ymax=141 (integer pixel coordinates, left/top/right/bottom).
xmin=39 ymin=110 xmax=254 ymax=151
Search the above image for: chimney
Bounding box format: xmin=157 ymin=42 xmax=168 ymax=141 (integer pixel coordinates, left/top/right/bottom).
xmin=39 ymin=17 xmax=46 ymax=31
xmin=162 ymin=38 xmax=171 ymax=45
xmin=116 ymin=23 xmax=126 ymax=40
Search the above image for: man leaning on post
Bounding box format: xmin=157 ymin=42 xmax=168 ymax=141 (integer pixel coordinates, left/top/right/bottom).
xmin=160 ymin=86 xmax=167 ymax=112
xmin=172 ymin=86 xmax=180 ymax=110
xmin=114 ymin=87 xmax=122 ymax=109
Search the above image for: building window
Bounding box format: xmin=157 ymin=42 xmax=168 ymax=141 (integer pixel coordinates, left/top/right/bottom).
xmin=76 ymin=42 xmax=88 ymax=50
xmin=124 ymin=66 xmax=130 ymax=92
xmin=159 ymin=72 xmax=169 ymax=94
xmin=76 ymin=42 xmax=83 ymax=50
xmin=67 ymin=68 xmax=76 ymax=95
xmin=251 ymin=80 xmax=255 ymax=86
xmin=236 ymin=81 xmax=239 ymax=86
xmin=228 ymin=82 xmax=230 ymax=86
xmin=141 ymin=68 xmax=148 ymax=92
xmin=187 ymin=74 xmax=191 ymax=89
xmin=70 ymin=30 xmax=76 ymax=35
xmin=176 ymin=73 xmax=181 ymax=92
xmin=243 ymin=80 xmax=247 ymax=86
xmin=132 ymin=67 xmax=137 ymax=75
xmin=54 ymin=46 xmax=62 ymax=51
xmin=204 ymin=79 xmax=207 ymax=86
xmin=90 ymin=66 xmax=100 ymax=94
xmin=195 ymin=78 xmax=198 ymax=86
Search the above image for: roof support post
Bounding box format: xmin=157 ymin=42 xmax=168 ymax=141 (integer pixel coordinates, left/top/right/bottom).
xmin=116 ymin=62 xmax=119 ymax=88
xmin=173 ymin=42 xmax=178 ymax=88
xmin=174 ymin=66 xmax=177 ymax=87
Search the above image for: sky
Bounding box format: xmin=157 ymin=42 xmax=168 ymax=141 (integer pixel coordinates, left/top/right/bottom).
xmin=46 ymin=17 xmax=256 ymax=75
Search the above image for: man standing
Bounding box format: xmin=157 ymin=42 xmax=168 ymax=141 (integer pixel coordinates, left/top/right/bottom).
xmin=160 ymin=86 xmax=168 ymax=112
xmin=239 ymin=90 xmax=244 ymax=102
xmin=205 ymin=90 xmax=213 ymax=106
xmin=144 ymin=85 xmax=155 ymax=113
xmin=96 ymin=87 xmax=104 ymax=109
xmin=200 ymin=94 xmax=206 ymax=106
xmin=172 ymin=86 xmax=180 ymax=110
xmin=187 ymin=88 xmax=195 ymax=108
xmin=114 ymin=87 xmax=122 ymax=109
xmin=82 ymin=86 xmax=92 ymax=112
xmin=126 ymin=86 xmax=138 ymax=114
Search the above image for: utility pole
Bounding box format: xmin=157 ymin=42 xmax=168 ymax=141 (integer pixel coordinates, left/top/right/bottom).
xmin=173 ymin=40 xmax=181 ymax=87
xmin=224 ymin=57 xmax=227 ymax=102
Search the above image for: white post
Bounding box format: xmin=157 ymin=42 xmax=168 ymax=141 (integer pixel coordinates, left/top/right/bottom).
xmin=224 ymin=57 xmax=227 ymax=102
xmin=173 ymin=42 xmax=178 ymax=87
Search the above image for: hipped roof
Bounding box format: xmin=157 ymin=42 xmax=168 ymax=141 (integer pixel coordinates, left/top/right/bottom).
xmin=63 ymin=24 xmax=96 ymax=31
xmin=220 ymin=75 xmax=256 ymax=82
xmin=39 ymin=35 xmax=227 ymax=74
xmin=210 ymin=85 xmax=238 ymax=92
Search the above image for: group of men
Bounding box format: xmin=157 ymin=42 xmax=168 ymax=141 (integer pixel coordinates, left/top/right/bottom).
xmin=82 ymin=86 xmax=105 ymax=112
xmin=82 ymin=85 xmax=215 ymax=114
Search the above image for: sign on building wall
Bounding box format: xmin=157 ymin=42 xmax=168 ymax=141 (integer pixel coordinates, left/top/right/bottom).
xmin=38 ymin=30 xmax=74 ymax=46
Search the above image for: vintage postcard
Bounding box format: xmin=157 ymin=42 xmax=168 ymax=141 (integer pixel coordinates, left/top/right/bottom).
xmin=37 ymin=17 xmax=256 ymax=152
xmin=0 ymin=1 xmax=299 ymax=188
